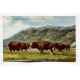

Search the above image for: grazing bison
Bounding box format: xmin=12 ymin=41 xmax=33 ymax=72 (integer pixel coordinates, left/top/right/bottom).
xmin=20 ymin=42 xmax=30 ymax=51
xmin=52 ymin=43 xmax=70 ymax=51
xmin=8 ymin=41 xmax=20 ymax=52
xmin=8 ymin=41 xmax=30 ymax=52
xmin=31 ymin=41 xmax=54 ymax=54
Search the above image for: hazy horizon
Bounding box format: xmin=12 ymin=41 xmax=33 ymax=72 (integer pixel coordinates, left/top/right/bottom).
xmin=3 ymin=16 xmax=75 ymax=39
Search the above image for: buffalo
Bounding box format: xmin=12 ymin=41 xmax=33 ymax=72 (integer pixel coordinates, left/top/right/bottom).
xmin=31 ymin=41 xmax=54 ymax=54
xmin=8 ymin=41 xmax=30 ymax=52
xmin=19 ymin=42 xmax=30 ymax=51
xmin=8 ymin=41 xmax=70 ymax=54
xmin=8 ymin=41 xmax=20 ymax=52
xmin=52 ymin=43 xmax=70 ymax=51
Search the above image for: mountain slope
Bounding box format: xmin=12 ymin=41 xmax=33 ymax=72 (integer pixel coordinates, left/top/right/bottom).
xmin=3 ymin=25 xmax=75 ymax=48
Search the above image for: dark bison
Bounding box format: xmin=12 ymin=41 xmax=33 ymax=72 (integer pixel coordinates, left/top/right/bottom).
xmin=19 ymin=42 xmax=30 ymax=51
xmin=8 ymin=41 xmax=20 ymax=52
xmin=31 ymin=41 xmax=54 ymax=54
xmin=8 ymin=41 xmax=30 ymax=52
xmin=52 ymin=43 xmax=70 ymax=51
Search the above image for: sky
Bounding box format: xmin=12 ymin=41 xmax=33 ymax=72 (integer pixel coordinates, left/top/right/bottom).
xmin=3 ymin=16 xmax=75 ymax=39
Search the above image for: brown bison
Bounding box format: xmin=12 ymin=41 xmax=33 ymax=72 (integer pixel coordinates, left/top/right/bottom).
xmin=31 ymin=41 xmax=54 ymax=54
xmin=8 ymin=41 xmax=30 ymax=52
xmin=20 ymin=42 xmax=30 ymax=51
xmin=52 ymin=43 xmax=70 ymax=51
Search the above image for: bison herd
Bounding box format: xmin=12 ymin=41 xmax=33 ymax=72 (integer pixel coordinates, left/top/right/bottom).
xmin=8 ymin=41 xmax=70 ymax=54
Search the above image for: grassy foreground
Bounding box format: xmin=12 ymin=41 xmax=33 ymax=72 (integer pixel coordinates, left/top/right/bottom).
xmin=3 ymin=48 xmax=76 ymax=62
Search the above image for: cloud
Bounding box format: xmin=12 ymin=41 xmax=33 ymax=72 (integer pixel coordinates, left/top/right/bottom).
xmin=3 ymin=16 xmax=75 ymax=39
xmin=3 ymin=17 xmax=30 ymax=39
xmin=26 ymin=16 xmax=54 ymax=26
xmin=53 ymin=16 xmax=75 ymax=26
xmin=4 ymin=16 xmax=75 ymax=26
xmin=28 ymin=16 xmax=54 ymax=21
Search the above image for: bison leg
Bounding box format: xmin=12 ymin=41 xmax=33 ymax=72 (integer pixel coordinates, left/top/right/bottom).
xmin=13 ymin=49 xmax=16 ymax=53
xmin=9 ymin=48 xmax=13 ymax=53
xmin=21 ymin=49 xmax=23 ymax=52
xmin=10 ymin=49 xmax=12 ymax=53
xmin=50 ymin=48 xmax=54 ymax=55
xmin=40 ymin=49 xmax=43 ymax=53
xmin=25 ymin=48 xmax=28 ymax=52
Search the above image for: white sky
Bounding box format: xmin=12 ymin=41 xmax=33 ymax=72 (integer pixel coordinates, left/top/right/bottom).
xmin=3 ymin=16 xmax=75 ymax=39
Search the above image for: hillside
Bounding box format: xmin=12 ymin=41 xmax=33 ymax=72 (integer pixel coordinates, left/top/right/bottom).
xmin=3 ymin=25 xmax=75 ymax=48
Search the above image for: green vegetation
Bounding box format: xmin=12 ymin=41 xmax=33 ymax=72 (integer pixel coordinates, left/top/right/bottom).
xmin=3 ymin=48 xmax=76 ymax=62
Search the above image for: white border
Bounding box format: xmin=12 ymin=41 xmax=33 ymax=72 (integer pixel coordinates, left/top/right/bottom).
xmin=76 ymin=16 xmax=80 ymax=64
xmin=0 ymin=0 xmax=80 ymax=80
xmin=0 ymin=16 xmax=3 ymax=64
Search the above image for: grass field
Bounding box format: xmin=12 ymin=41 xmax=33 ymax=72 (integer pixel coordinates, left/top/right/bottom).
xmin=3 ymin=48 xmax=76 ymax=62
